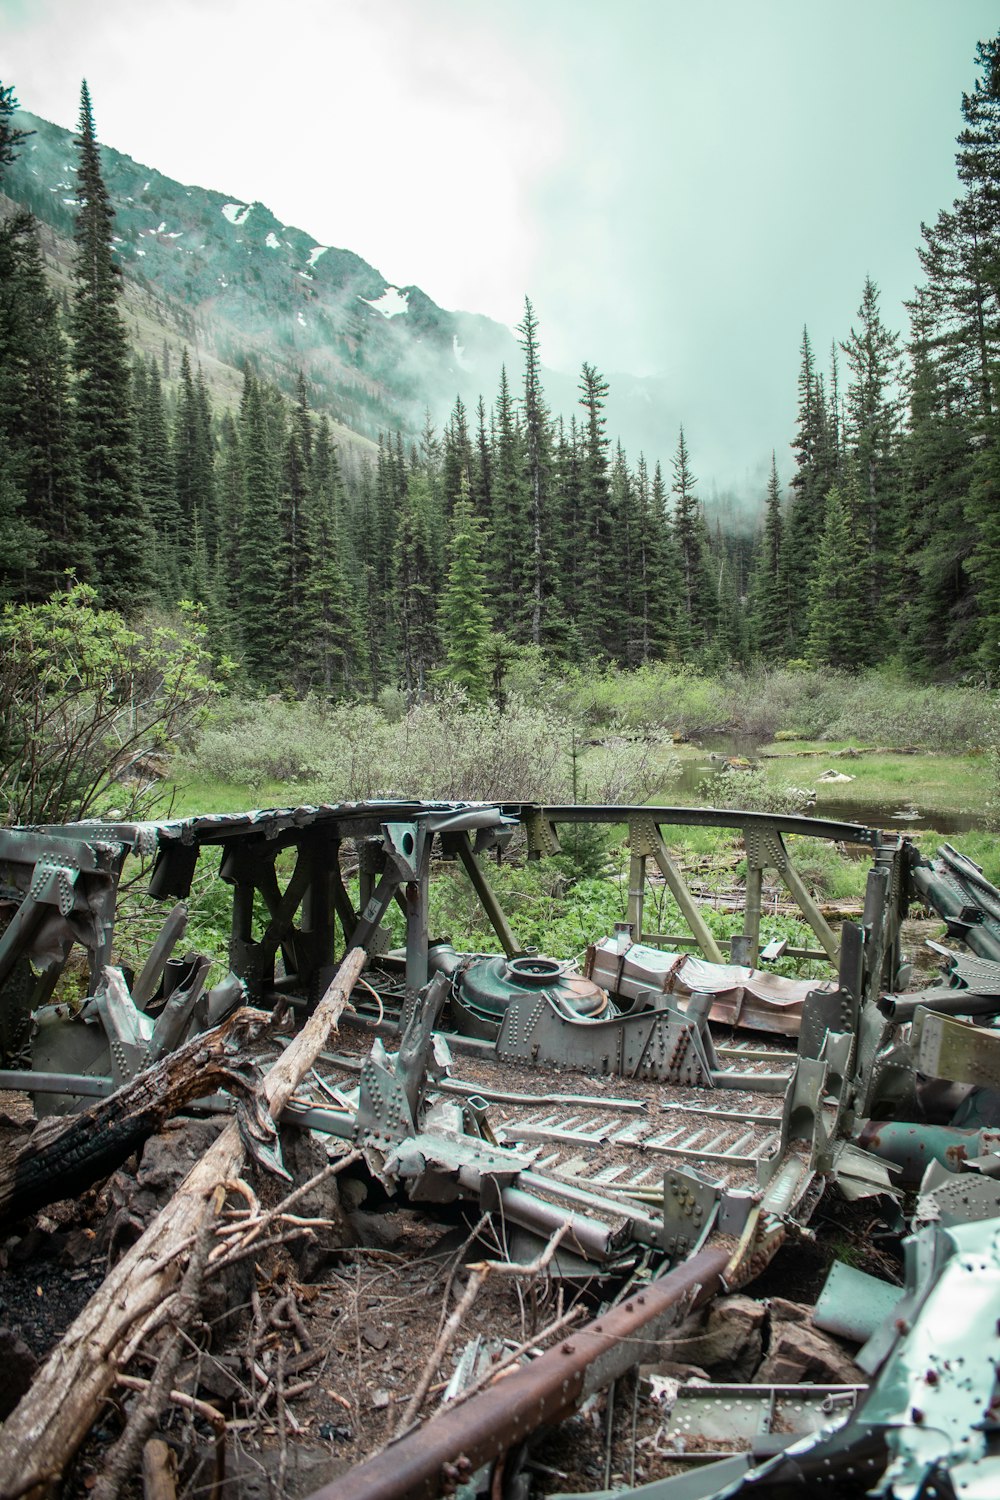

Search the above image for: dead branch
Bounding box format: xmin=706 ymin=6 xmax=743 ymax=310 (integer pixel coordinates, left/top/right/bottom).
xmin=92 ymin=1196 xmax=220 ymax=1500
xmin=0 ymin=1000 xmax=273 ymax=1229
xmin=0 ymin=946 xmax=367 ymax=1500
xmin=141 ymin=1439 xmax=177 ymax=1500
xmin=393 ymin=1270 xmax=486 ymax=1438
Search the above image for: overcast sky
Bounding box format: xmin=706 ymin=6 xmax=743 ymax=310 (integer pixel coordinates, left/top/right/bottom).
xmin=3 ymin=0 xmax=997 ymax=495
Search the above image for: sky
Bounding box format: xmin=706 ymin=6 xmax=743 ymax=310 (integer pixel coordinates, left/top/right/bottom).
xmin=2 ymin=0 xmax=997 ymax=496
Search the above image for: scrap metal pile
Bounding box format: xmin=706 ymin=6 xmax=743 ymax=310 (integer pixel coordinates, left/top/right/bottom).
xmin=1 ymin=799 xmax=1000 ymax=1497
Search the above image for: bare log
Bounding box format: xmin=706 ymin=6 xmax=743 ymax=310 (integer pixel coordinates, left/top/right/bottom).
xmin=0 ymin=1005 xmax=271 ymax=1229
xmin=0 ymin=946 xmax=367 ymax=1500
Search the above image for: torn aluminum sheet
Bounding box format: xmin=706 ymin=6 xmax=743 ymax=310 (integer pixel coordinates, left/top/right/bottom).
xmin=813 ymin=1261 xmax=903 ymax=1345
xmin=587 ymin=937 xmax=834 ymax=1038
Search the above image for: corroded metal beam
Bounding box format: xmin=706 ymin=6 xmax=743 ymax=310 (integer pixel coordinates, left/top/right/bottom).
xmin=303 ymin=1245 xmax=731 ymax=1500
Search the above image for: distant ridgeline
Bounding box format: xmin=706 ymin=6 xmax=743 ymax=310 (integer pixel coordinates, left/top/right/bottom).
xmin=3 ymin=108 xmax=520 ymax=443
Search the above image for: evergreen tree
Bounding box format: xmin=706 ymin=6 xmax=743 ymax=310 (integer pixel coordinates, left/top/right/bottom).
xmin=577 ymin=362 xmax=622 ymax=657
xmin=136 ymin=356 xmax=181 ymax=600
xmin=435 ymin=491 xmax=492 ymax=701
xmin=441 ymin=394 xmax=473 ymax=515
xmin=806 ymin=477 xmax=870 ymax=667
xmin=0 ymin=82 xmax=32 ymax=174
xmin=395 ymin=472 xmax=440 ymax=700
xmin=301 ymin=417 xmax=358 ymax=694
xmin=0 ymin=214 xmax=86 ymax=595
xmin=489 ymin=365 xmax=529 ymax=638
xmin=785 ymin=328 xmax=838 ymax=649
xmin=840 ymin=276 xmax=903 ymax=647
xmin=670 ymin=427 xmax=715 ymax=653
xmin=235 ymin=370 xmax=284 ymax=683
xmin=897 ymin=295 xmax=976 ymax=674
xmin=517 ymin=298 xmax=552 ymax=645
xmin=70 ymin=81 xmax=151 ymax=612
xmin=748 ymin=455 xmax=789 ymax=659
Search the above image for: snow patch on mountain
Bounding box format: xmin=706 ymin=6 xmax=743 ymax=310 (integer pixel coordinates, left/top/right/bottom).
xmin=362 ymin=286 xmax=409 ymax=318
xmin=221 ymin=202 xmax=252 ymax=226
xmin=266 ymin=232 xmax=281 ymax=249
xmin=452 ymin=335 xmax=473 ymax=371
xmin=307 ymin=245 xmax=329 ymax=268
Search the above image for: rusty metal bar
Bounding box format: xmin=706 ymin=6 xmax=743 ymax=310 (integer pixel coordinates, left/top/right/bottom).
xmin=302 ymin=1245 xmax=731 ymax=1500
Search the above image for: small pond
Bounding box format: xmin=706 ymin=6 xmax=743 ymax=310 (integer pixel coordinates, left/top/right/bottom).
xmin=662 ymin=734 xmax=989 ymax=837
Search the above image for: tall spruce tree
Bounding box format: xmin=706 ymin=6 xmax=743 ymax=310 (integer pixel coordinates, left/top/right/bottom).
xmin=435 ymin=490 xmax=492 ymax=701
xmin=840 ymin=277 xmax=903 ymax=648
xmin=70 ymin=81 xmax=151 ymax=611
xmin=748 ymin=455 xmax=789 ymax=659
xmin=517 ymin=298 xmax=551 ymax=645
xmin=806 ymin=476 xmax=870 ymax=667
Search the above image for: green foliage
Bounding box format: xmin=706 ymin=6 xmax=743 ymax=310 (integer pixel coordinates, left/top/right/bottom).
xmin=0 ymin=583 xmax=220 ymax=824
xmin=434 ymin=493 xmax=492 ymax=702
xmin=701 ymin=766 xmax=815 ymax=816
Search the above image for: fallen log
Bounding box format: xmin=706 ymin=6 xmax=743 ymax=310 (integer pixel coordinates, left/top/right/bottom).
xmin=0 ymin=945 xmax=367 ymax=1500
xmin=0 ymin=993 xmax=271 ymax=1230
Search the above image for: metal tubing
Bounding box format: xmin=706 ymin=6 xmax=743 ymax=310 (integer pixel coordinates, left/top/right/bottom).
xmin=301 ymin=1245 xmax=731 ymax=1500
xmin=0 ymin=895 xmax=47 ymax=990
xmin=627 ymin=852 xmax=646 ymax=938
xmin=779 ymin=853 xmax=840 ymax=964
xmin=456 ymin=835 xmax=520 ymax=958
xmin=647 ymin=831 xmax=726 ymax=965
xmin=744 ymin=863 xmax=763 ymax=965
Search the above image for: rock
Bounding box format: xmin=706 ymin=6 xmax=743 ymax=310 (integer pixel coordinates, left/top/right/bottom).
xmin=137 ymin=1118 xmax=230 ymax=1200
xmin=277 ymin=1129 xmax=356 ymax=1280
xmin=652 ymin=1295 xmax=766 ymax=1381
xmin=766 ymin=1297 xmax=812 ymax=1326
xmin=756 ymin=1319 xmax=865 ymax=1385
xmin=55 ymin=1228 xmax=97 ymax=1268
xmin=188 ymin=1436 xmax=352 ymax=1499
xmin=0 ymin=1327 xmax=38 ymax=1419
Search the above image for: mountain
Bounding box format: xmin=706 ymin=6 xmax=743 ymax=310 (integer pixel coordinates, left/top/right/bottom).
xmin=3 ymin=107 xmax=686 ymax=477
xmin=1 ymin=110 xmax=522 ymax=446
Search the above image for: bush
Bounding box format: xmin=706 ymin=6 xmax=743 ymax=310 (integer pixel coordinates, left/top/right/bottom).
xmin=0 ymin=586 xmax=219 ymax=825
xmin=701 ymin=766 xmax=815 ymax=816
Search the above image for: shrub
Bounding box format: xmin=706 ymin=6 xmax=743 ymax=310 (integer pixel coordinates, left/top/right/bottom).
xmin=0 ymin=586 xmax=219 ymax=825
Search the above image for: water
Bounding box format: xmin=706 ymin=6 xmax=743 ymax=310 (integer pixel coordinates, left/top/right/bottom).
xmin=663 ymin=734 xmax=989 ymax=837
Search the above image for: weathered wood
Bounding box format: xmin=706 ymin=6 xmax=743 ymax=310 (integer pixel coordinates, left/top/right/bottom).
xmin=0 ymin=1001 xmax=271 ymax=1230
xmin=0 ymin=945 xmax=367 ymax=1500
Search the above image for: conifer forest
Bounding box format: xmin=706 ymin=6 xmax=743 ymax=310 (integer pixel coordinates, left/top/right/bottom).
xmin=1 ymin=38 xmax=1000 ymax=701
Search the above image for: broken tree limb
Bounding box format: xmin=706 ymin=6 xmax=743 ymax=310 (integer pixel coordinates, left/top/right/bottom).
xmin=0 ymin=944 xmax=367 ymax=1500
xmin=0 ymin=1003 xmax=272 ymax=1230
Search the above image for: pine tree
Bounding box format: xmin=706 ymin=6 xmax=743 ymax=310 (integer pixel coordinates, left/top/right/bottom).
xmin=489 ymin=365 xmax=529 ymax=638
xmin=69 ymin=80 xmax=150 ymax=609
xmin=0 ymin=82 xmax=33 ymax=174
xmin=748 ymin=455 xmax=789 ymax=659
xmin=0 ymin=214 xmax=86 ymax=595
xmin=577 ymin=362 xmax=622 ymax=657
xmin=517 ymin=298 xmax=552 ymax=645
xmin=300 ymin=417 xmax=358 ymax=694
xmin=395 ymin=472 xmax=440 ymax=700
xmin=785 ymin=328 xmax=838 ymax=650
xmin=840 ymin=276 xmax=903 ymax=648
xmin=136 ymin=356 xmax=181 ymax=600
xmin=670 ymin=427 xmax=716 ymax=654
xmin=897 ymin=295 xmax=976 ymax=674
xmin=70 ymin=81 xmax=151 ymax=612
xmin=435 ymin=491 xmax=492 ymax=701
xmin=806 ymin=477 xmax=871 ymax=667
xmin=441 ymin=394 xmax=473 ymax=515
xmin=236 ymin=370 xmax=284 ymax=683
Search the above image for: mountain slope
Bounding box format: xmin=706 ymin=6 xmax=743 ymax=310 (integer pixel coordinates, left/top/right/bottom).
xmin=5 ymin=108 xmax=519 ymax=443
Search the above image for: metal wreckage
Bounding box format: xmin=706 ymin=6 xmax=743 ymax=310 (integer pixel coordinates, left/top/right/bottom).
xmin=2 ymin=797 xmax=1000 ymax=1497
